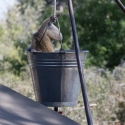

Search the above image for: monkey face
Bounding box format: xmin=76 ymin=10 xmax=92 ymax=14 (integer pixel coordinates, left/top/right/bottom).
xmin=47 ymin=23 xmax=63 ymax=41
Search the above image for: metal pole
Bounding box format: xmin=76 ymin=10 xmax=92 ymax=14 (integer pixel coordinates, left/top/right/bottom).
xmin=115 ymin=0 xmax=125 ymax=14
xmin=67 ymin=0 xmax=93 ymax=125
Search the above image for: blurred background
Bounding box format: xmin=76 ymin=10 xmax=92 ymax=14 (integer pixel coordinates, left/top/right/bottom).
xmin=0 ymin=0 xmax=125 ymax=124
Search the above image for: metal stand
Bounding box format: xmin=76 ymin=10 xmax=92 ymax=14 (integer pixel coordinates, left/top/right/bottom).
xmin=115 ymin=0 xmax=125 ymax=14
xmin=67 ymin=0 xmax=93 ymax=125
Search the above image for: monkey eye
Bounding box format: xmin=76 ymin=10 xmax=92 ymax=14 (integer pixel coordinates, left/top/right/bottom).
xmin=48 ymin=22 xmax=52 ymax=26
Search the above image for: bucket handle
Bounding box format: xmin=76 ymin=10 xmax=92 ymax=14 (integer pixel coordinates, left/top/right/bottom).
xmin=56 ymin=48 xmax=65 ymax=59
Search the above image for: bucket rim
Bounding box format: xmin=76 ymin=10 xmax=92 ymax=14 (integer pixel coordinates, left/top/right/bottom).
xmin=26 ymin=49 xmax=89 ymax=54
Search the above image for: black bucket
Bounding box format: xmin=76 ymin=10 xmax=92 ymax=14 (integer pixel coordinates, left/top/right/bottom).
xmin=26 ymin=50 xmax=88 ymax=107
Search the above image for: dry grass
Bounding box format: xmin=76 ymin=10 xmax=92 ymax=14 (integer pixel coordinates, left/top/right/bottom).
xmin=0 ymin=65 xmax=125 ymax=125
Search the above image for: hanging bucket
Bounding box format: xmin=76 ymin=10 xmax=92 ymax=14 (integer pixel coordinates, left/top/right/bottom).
xmin=26 ymin=50 xmax=88 ymax=107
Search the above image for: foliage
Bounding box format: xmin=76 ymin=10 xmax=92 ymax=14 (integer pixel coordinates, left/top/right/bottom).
xmin=17 ymin=0 xmax=45 ymax=14
xmin=51 ymin=65 xmax=125 ymax=124
xmin=45 ymin=0 xmax=65 ymax=6
xmin=0 ymin=0 xmax=45 ymax=75
xmin=0 ymin=65 xmax=35 ymax=99
xmin=74 ymin=0 xmax=125 ymax=68
xmin=1 ymin=64 xmax=125 ymax=125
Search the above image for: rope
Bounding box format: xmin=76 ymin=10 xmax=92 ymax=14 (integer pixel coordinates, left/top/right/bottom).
xmin=53 ymin=0 xmax=64 ymax=52
xmin=54 ymin=0 xmax=56 ymax=18
xmin=57 ymin=18 xmax=63 ymax=51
